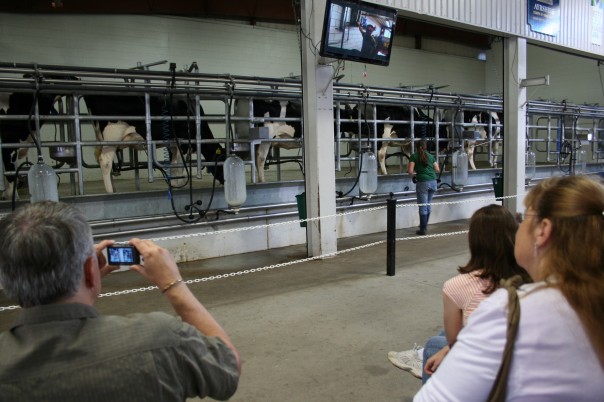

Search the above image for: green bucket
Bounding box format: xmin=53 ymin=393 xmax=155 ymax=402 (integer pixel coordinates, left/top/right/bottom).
xmin=295 ymin=192 xmax=307 ymax=227
xmin=492 ymin=174 xmax=503 ymax=200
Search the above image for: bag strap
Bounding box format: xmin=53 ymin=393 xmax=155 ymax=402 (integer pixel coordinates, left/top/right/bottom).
xmin=487 ymin=274 xmax=524 ymax=402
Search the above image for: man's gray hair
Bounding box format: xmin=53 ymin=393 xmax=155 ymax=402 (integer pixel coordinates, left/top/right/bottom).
xmin=0 ymin=201 xmax=95 ymax=307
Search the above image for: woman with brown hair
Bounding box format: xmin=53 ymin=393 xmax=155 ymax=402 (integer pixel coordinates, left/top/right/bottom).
xmin=415 ymin=175 xmax=604 ymax=401
xmin=408 ymin=140 xmax=440 ymax=235
xmin=388 ymin=204 xmax=530 ymax=382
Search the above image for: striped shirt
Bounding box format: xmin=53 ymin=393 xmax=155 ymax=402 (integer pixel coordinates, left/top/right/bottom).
xmin=442 ymin=271 xmax=491 ymax=326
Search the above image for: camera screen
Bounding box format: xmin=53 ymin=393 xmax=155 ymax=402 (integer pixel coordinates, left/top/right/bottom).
xmin=107 ymin=245 xmax=140 ymax=265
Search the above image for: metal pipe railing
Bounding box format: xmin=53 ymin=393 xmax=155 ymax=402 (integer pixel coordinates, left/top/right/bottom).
xmin=1 ymin=62 xmax=603 ymax=196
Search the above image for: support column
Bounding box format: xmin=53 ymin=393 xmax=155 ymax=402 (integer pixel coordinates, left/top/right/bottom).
xmin=503 ymin=37 xmax=527 ymax=213
xmin=301 ymin=0 xmax=337 ymax=257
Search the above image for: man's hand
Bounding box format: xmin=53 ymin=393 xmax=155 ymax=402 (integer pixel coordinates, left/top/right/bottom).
xmin=128 ymin=238 xmax=181 ymax=291
xmin=95 ymin=240 xmax=119 ymax=278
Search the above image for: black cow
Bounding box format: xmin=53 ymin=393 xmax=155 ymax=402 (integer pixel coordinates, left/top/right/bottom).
xmin=442 ymin=109 xmax=501 ymax=170
xmin=334 ymin=103 xmax=366 ymax=158
xmin=0 ymin=90 xmax=58 ymax=199
xmin=83 ymin=94 xmax=224 ymax=193
xmin=368 ymin=105 xmax=440 ymax=175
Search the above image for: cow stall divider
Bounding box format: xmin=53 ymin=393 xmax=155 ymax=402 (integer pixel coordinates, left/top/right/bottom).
xmin=0 ymin=62 xmax=603 ymax=223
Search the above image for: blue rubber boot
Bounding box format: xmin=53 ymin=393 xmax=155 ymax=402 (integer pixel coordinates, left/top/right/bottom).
xmin=416 ymin=214 xmax=428 ymax=235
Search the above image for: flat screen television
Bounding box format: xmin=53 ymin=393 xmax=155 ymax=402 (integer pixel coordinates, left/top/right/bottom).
xmin=319 ymin=0 xmax=397 ymax=66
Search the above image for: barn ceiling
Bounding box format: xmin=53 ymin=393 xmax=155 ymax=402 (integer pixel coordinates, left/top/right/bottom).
xmin=0 ymin=0 xmax=492 ymax=50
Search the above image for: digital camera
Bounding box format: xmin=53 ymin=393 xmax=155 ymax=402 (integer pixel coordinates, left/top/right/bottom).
xmin=107 ymin=245 xmax=140 ymax=265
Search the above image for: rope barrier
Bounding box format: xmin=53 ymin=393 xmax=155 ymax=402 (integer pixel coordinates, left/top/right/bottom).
xmin=0 ymin=193 xmax=518 ymax=313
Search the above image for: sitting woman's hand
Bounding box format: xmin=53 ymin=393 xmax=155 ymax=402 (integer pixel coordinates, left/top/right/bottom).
xmin=424 ymin=345 xmax=450 ymax=375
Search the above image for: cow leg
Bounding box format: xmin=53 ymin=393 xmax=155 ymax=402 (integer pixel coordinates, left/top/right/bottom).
xmin=378 ymin=125 xmax=395 ymax=175
xmin=400 ymin=140 xmax=412 ymax=173
xmin=491 ymin=141 xmax=500 ymax=167
xmin=97 ymin=122 xmax=144 ymax=193
xmin=467 ymin=141 xmax=477 ymax=170
xmin=2 ymin=144 xmax=30 ymax=200
xmin=170 ymin=144 xmax=187 ymax=187
xmin=1 ymin=180 xmax=14 ymax=201
xmin=98 ymin=146 xmax=117 ymax=193
xmin=378 ymin=143 xmax=389 ymax=175
xmin=256 ymin=142 xmax=272 ymax=183
xmin=17 ymin=133 xmax=34 ymax=161
xmin=256 ymin=123 xmax=297 ymax=183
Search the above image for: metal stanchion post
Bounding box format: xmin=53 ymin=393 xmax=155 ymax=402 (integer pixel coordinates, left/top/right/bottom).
xmin=386 ymin=198 xmax=396 ymax=276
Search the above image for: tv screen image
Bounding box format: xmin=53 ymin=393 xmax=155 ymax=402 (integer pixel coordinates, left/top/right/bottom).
xmin=320 ymin=0 xmax=397 ymax=66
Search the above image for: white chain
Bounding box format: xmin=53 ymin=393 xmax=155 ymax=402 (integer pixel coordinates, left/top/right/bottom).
xmin=396 ymin=194 xmax=518 ymax=209
xmin=0 ymin=194 xmax=515 ymax=313
xmin=396 ymin=230 xmax=469 ymax=241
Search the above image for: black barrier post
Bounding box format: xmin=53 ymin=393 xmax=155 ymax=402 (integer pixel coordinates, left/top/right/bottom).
xmin=386 ymin=198 xmax=396 ymax=276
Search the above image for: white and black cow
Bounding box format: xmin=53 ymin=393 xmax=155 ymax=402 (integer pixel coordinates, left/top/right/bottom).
xmin=0 ymin=90 xmax=58 ymax=199
xmin=83 ymin=94 xmax=225 ymax=193
xmin=244 ymin=99 xmax=303 ymax=183
xmin=443 ymin=109 xmax=501 ymax=170
xmin=369 ymin=105 xmax=439 ymax=175
xmin=334 ymin=103 xmax=366 ymax=158
xmin=236 ymin=99 xmax=367 ymax=182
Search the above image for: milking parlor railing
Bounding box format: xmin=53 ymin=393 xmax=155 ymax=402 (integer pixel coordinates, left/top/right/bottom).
xmin=0 ymin=62 xmax=601 ymax=195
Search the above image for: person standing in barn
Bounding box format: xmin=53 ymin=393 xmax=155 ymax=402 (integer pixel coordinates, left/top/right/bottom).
xmin=357 ymin=21 xmax=378 ymax=58
xmin=408 ymin=139 xmax=440 ymax=235
xmin=0 ymin=201 xmax=240 ymax=401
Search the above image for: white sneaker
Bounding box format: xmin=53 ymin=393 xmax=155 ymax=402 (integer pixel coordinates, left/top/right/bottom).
xmin=387 ymin=344 xmax=423 ymax=379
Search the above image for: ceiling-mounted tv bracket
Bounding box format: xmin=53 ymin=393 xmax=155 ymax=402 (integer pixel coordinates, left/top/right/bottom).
xmin=319 ymin=56 xmax=339 ymax=65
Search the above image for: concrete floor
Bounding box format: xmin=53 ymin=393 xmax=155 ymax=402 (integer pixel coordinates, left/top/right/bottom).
xmin=0 ymin=219 xmax=470 ymax=402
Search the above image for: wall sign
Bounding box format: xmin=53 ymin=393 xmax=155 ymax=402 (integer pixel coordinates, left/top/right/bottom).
xmin=527 ymin=0 xmax=561 ymax=36
xmin=591 ymin=0 xmax=603 ymax=46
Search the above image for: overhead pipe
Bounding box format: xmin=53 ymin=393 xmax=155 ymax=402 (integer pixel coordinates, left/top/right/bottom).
xmin=0 ymin=62 xmax=600 ymax=117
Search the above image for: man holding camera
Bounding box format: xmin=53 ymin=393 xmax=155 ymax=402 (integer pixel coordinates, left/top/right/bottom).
xmin=0 ymin=201 xmax=240 ymax=401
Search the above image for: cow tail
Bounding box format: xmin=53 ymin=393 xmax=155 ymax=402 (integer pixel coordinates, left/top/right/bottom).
xmin=161 ymin=95 xmax=172 ymax=180
xmin=93 ymin=121 xmax=103 ymax=162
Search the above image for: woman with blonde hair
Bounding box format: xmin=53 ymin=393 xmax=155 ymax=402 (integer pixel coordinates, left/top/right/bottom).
xmin=415 ymin=175 xmax=604 ymax=401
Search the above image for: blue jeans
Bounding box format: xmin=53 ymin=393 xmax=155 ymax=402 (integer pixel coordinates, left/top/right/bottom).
xmin=422 ymin=330 xmax=447 ymax=384
xmin=416 ymin=180 xmax=437 ymax=215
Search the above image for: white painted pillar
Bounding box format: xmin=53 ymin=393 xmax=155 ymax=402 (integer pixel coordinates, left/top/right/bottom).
xmin=301 ymin=0 xmax=337 ymax=257
xmin=503 ymin=37 xmax=527 ymax=213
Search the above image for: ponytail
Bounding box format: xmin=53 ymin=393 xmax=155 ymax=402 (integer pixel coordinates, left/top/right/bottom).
xmin=419 ymin=140 xmax=428 ymax=166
